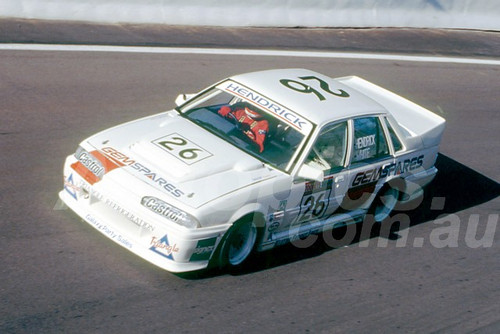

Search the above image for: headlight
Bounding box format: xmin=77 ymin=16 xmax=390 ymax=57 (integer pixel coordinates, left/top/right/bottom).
xmin=141 ymin=196 xmax=199 ymax=229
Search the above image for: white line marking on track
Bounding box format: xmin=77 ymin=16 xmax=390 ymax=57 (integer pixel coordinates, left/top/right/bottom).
xmin=2 ymin=43 xmax=499 ymax=66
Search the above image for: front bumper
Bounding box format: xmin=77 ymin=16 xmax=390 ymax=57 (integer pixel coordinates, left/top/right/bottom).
xmin=60 ymin=162 xmax=230 ymax=273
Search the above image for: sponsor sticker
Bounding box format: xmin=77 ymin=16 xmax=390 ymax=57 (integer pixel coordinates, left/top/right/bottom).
xmin=83 ymin=185 xmax=155 ymax=232
xmin=104 ymin=196 xmax=155 ymax=232
xmin=150 ymin=235 xmax=179 ymax=260
xmin=99 ymin=146 xmax=185 ymax=198
xmin=85 ymin=214 xmax=133 ymax=249
xmin=351 ymin=155 xmax=425 ymax=187
xmin=75 ymin=147 xmax=105 ymax=178
xmin=64 ymin=173 xmax=79 ymax=200
xmin=141 ymin=196 xmax=186 ymax=223
xmin=218 ymin=80 xmax=313 ymax=134
xmin=189 ymin=237 xmax=217 ymax=262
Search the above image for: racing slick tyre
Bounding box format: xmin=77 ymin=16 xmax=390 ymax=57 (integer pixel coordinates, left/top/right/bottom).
xmin=218 ymin=219 xmax=258 ymax=269
xmin=369 ymin=179 xmax=404 ymax=223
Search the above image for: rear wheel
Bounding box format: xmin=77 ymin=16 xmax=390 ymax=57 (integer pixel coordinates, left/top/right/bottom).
xmin=219 ymin=220 xmax=258 ymax=268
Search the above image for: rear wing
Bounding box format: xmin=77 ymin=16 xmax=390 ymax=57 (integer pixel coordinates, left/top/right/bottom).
xmin=338 ymin=76 xmax=446 ymax=148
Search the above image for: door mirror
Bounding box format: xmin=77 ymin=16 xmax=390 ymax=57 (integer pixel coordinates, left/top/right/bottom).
xmin=175 ymin=93 xmax=196 ymax=107
xmin=296 ymin=164 xmax=324 ymax=182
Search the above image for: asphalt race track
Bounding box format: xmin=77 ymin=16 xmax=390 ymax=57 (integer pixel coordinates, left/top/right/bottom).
xmin=1 ymin=21 xmax=499 ymax=333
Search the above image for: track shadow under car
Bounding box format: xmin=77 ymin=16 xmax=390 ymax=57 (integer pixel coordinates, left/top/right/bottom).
xmin=179 ymin=153 xmax=499 ymax=278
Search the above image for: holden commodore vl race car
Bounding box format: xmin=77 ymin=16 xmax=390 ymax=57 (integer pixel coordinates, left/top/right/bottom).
xmin=59 ymin=68 xmax=445 ymax=273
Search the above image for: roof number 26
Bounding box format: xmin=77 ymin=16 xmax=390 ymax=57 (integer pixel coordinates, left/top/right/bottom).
xmin=280 ymin=75 xmax=349 ymax=101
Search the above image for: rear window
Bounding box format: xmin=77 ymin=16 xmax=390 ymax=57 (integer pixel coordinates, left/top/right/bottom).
xmin=384 ymin=118 xmax=404 ymax=152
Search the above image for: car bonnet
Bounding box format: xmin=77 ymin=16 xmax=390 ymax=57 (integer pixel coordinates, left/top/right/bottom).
xmin=82 ymin=111 xmax=279 ymax=208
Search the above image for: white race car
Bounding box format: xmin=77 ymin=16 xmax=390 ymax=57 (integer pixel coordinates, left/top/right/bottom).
xmin=60 ymin=69 xmax=445 ymax=273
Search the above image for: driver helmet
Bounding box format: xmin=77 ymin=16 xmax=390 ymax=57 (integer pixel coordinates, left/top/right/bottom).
xmin=244 ymin=107 xmax=263 ymax=120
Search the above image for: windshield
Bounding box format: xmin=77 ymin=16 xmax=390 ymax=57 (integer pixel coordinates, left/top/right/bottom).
xmin=181 ymin=81 xmax=308 ymax=171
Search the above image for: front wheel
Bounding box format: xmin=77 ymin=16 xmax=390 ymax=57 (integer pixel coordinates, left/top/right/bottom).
xmin=369 ymin=181 xmax=403 ymax=223
xmin=219 ymin=220 xmax=258 ymax=268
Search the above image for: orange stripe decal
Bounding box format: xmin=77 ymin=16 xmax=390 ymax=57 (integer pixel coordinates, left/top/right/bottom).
xmin=71 ymin=161 xmax=100 ymax=185
xmin=91 ymin=150 xmax=122 ymax=173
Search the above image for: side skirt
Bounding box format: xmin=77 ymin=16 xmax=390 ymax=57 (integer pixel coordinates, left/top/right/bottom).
xmin=258 ymin=209 xmax=366 ymax=251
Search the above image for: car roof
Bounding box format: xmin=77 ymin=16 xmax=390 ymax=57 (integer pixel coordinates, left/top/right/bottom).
xmin=229 ymin=68 xmax=387 ymax=126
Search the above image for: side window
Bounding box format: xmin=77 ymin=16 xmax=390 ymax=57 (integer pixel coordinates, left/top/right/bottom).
xmin=352 ymin=117 xmax=389 ymax=163
xmin=384 ymin=118 xmax=404 ymax=152
xmin=305 ymin=121 xmax=347 ymax=173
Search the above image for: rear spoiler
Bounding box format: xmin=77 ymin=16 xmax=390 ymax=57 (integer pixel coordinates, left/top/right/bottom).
xmin=337 ymin=76 xmax=446 ymax=148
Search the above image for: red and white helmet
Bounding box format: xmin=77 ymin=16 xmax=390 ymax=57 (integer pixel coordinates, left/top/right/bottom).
xmin=244 ymin=107 xmax=263 ymax=120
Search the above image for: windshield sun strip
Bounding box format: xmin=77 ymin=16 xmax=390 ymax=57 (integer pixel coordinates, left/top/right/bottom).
xmin=216 ymin=80 xmax=314 ymax=135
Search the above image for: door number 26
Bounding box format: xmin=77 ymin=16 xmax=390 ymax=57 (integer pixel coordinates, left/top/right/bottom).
xmin=297 ymin=192 xmax=329 ymax=223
